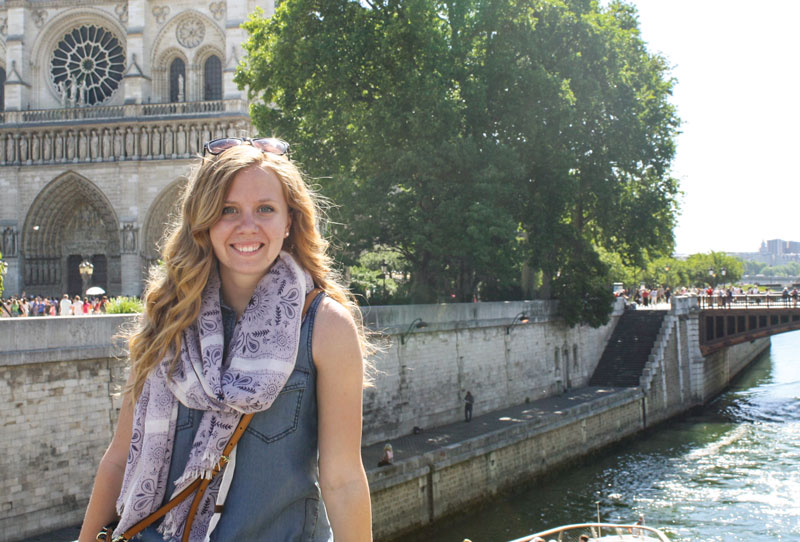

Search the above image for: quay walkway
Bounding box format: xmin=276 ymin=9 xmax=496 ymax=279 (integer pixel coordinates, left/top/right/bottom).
xmin=19 ymin=386 xmax=628 ymax=542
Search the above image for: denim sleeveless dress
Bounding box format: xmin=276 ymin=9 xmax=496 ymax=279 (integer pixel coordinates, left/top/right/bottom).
xmin=139 ymin=292 xmax=332 ymax=541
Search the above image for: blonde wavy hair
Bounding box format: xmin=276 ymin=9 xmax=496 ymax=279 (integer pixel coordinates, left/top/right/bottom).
xmin=127 ymin=144 xmax=370 ymax=399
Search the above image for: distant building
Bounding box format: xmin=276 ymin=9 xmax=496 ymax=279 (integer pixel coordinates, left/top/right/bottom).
xmin=1 ymin=0 xmax=274 ymax=297
xmin=730 ymin=239 xmax=800 ymax=266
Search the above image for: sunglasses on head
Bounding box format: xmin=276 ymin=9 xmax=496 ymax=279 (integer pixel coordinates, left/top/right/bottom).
xmin=203 ymin=137 xmax=290 ymax=157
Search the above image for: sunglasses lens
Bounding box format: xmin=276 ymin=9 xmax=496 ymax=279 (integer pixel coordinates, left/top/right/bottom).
xmin=206 ymin=138 xmax=242 ymax=155
xmin=252 ymin=138 xmax=290 ymax=156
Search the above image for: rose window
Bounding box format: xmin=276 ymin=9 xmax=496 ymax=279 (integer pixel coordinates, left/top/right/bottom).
xmin=50 ymin=25 xmax=125 ymax=106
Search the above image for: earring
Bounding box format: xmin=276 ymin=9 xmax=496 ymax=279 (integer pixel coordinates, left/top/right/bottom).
xmin=285 ymin=231 xmax=290 ymax=237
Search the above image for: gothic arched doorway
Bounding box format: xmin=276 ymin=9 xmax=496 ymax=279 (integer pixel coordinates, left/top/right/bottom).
xmin=22 ymin=172 xmax=121 ymax=297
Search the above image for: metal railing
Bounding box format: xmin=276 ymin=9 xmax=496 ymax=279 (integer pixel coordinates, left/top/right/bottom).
xmin=698 ymin=293 xmax=799 ymax=309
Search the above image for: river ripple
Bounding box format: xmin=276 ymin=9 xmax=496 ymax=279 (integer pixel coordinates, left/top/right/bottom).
xmin=410 ymin=332 xmax=800 ymax=542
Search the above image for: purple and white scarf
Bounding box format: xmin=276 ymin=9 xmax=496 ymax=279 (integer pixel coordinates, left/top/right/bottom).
xmin=115 ymin=251 xmax=312 ymax=541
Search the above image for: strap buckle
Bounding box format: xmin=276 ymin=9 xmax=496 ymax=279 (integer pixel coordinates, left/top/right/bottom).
xmin=96 ymin=525 xmax=126 ymax=542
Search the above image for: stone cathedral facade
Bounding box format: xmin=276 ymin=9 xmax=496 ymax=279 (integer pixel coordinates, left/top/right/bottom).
xmin=0 ymin=0 xmax=274 ymax=297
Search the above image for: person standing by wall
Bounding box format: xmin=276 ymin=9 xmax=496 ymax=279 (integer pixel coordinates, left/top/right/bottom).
xmin=464 ymin=390 xmax=475 ymax=422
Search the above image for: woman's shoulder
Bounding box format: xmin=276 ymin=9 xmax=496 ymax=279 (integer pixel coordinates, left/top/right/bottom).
xmin=311 ymin=296 xmax=361 ymax=369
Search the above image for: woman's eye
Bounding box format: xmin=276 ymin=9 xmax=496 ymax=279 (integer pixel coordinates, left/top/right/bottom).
xmin=258 ymin=205 xmax=274 ymax=213
xmin=221 ymin=206 xmax=237 ymax=215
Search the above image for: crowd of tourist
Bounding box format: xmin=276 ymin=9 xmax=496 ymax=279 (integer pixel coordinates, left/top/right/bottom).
xmin=0 ymin=293 xmax=109 ymax=317
xmin=615 ymin=284 xmax=800 ymax=308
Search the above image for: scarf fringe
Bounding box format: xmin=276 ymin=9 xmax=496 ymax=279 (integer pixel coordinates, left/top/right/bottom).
xmin=159 ymin=513 xmax=181 ymax=539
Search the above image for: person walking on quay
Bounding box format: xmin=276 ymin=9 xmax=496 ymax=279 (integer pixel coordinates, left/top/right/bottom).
xmin=377 ymin=443 xmax=394 ymax=466
xmin=79 ymin=138 xmax=372 ymax=541
xmin=59 ymin=294 xmax=72 ymax=316
xmin=464 ymin=390 xmax=475 ymax=422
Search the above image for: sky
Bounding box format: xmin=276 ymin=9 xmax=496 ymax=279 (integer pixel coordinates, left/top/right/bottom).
xmin=626 ymin=1 xmax=800 ymax=255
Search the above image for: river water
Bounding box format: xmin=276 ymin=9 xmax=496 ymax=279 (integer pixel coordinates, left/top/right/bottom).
xmin=411 ymin=332 xmax=800 ymax=542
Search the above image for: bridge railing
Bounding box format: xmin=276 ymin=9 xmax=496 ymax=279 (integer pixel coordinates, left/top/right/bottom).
xmin=698 ymin=293 xmax=798 ymax=310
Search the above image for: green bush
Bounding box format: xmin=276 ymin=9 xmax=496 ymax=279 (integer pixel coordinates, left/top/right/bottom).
xmin=105 ymin=296 xmax=143 ymax=314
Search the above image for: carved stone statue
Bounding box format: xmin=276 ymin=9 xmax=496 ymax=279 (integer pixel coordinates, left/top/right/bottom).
xmin=125 ymin=127 xmax=135 ymax=157
xmin=78 ymin=131 xmax=88 ymax=160
xmin=32 ymin=134 xmax=40 ymax=162
xmin=102 ymin=128 xmax=111 ymax=160
xmin=140 ymin=128 xmax=149 ymax=158
xmin=69 ymin=76 xmax=78 ymax=107
xmin=91 ymin=130 xmax=100 ymax=161
xmin=177 ymin=74 xmax=185 ymax=102
xmin=164 ymin=125 xmax=174 ymax=157
xmin=57 ymin=81 xmax=68 ymax=107
xmin=8 ymin=136 xmax=18 ymax=164
xmin=176 ymin=125 xmax=186 ymax=156
xmin=121 ymin=223 xmax=137 ymax=253
xmin=66 ymin=131 xmax=76 ymax=161
xmin=19 ymin=136 xmax=28 ymax=163
xmin=152 ymin=127 xmax=162 ymax=157
xmin=113 ymin=128 xmax=123 ymax=159
xmin=55 ymin=133 xmax=64 ymax=161
xmin=2 ymin=227 xmax=18 ymax=257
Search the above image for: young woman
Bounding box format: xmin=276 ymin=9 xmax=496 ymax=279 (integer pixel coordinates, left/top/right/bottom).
xmin=78 ymin=139 xmax=372 ymax=541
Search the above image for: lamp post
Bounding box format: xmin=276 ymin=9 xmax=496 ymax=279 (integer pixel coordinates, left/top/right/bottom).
xmin=400 ymin=317 xmax=428 ymax=344
xmin=79 ymin=259 xmax=94 ymax=296
xmin=380 ymin=259 xmax=388 ymax=301
xmin=708 ymin=267 xmax=727 ymax=288
xmin=505 ymin=311 xmax=530 ymax=334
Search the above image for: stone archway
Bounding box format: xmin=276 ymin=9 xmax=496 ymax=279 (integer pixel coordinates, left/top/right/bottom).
xmin=142 ymin=178 xmax=187 ymax=270
xmin=22 ymin=172 xmax=120 ymax=296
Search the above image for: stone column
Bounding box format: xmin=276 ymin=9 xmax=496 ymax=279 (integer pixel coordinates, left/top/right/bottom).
xmin=3 ymin=6 xmax=30 ymax=111
xmin=123 ymin=0 xmax=151 ymax=104
xmin=222 ymin=1 xmax=262 ymax=100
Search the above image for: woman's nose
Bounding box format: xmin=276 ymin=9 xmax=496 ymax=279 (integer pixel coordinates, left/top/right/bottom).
xmin=235 ymin=211 xmax=258 ymax=231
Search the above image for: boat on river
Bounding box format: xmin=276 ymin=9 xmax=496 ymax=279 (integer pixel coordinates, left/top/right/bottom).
xmin=506 ymin=522 xmax=671 ymax=542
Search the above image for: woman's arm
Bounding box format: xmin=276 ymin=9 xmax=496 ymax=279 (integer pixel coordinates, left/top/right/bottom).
xmin=314 ymin=298 xmax=372 ymax=542
xmin=77 ymin=386 xmax=135 ymax=542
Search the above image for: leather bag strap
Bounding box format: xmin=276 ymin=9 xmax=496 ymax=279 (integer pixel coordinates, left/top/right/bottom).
xmin=114 ymin=412 xmax=254 ymax=542
xmin=181 ymin=288 xmax=323 ymax=541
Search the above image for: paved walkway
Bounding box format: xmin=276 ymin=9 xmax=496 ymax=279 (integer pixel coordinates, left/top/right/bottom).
xmin=19 ymin=386 xmax=626 ymax=542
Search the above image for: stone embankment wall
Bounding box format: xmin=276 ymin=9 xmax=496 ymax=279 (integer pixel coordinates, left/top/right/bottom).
xmin=367 ymin=297 xmax=770 ymax=540
xmin=0 ymin=301 xmax=623 ymax=541
xmin=0 ymin=297 xmax=769 ymax=541
xmin=369 ymin=388 xmax=645 ymax=540
xmin=360 ymin=300 xmax=625 ymax=445
xmin=0 ymin=316 xmax=130 ymax=541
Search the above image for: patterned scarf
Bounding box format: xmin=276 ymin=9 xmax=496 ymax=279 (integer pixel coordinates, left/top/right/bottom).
xmin=114 ymin=251 xmax=312 ymax=541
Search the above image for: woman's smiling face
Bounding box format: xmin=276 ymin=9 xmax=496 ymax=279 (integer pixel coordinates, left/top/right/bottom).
xmin=209 ymin=164 xmax=291 ymax=289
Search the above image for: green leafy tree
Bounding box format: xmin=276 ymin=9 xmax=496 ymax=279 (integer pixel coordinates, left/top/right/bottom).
xmin=236 ymin=0 xmax=680 ymax=325
xmin=684 ymin=252 xmax=743 ymax=287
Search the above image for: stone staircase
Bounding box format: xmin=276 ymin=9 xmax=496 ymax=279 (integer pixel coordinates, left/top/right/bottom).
xmin=589 ymin=309 xmax=668 ymax=387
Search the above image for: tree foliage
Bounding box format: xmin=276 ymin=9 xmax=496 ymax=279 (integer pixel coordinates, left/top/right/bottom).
xmin=236 ymin=0 xmax=680 ymax=326
xmin=743 ymin=260 xmax=800 ymax=278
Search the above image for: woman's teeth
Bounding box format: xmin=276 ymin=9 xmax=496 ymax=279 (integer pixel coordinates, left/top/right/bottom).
xmin=234 ymin=243 xmax=261 ymax=253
